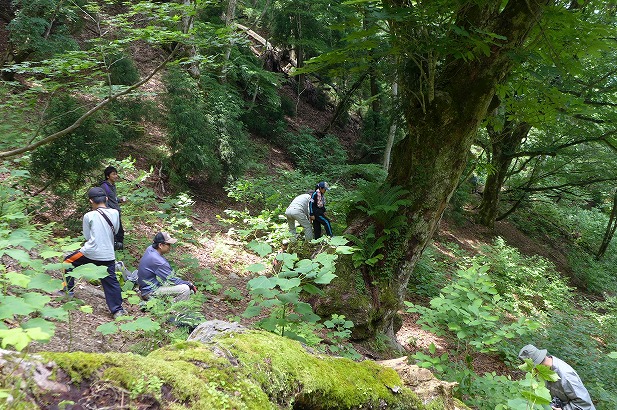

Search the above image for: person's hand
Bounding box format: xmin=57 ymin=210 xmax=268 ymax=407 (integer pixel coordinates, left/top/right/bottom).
xmin=310 ymin=216 xmax=315 ymax=221
xmin=188 ymin=283 xmax=197 ymax=294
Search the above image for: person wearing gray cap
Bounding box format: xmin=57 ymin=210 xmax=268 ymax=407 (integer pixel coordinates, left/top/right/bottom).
xmin=518 ymin=344 xmax=596 ymax=410
xmin=137 ymin=232 xmax=197 ymax=302
xmin=59 ymin=187 xmax=127 ymax=319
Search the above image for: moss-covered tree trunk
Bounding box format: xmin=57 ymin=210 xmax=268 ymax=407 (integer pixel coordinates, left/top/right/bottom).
xmin=317 ymin=0 xmax=551 ymax=342
xmin=477 ymin=121 xmax=531 ymax=228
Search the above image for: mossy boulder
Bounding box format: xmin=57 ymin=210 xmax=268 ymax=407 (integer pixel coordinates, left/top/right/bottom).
xmin=0 ymin=327 xmax=470 ymax=409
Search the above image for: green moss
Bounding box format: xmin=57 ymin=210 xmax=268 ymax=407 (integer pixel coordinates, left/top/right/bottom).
xmin=36 ymin=330 xmax=465 ymax=409
xmin=216 ymin=331 xmax=423 ymax=409
xmin=42 ymin=351 xmax=110 ymax=383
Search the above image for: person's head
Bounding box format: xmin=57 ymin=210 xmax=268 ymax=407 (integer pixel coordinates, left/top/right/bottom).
xmin=104 ymin=166 xmax=119 ymax=183
xmin=518 ymin=344 xmax=548 ymax=365
xmin=152 ymin=231 xmax=177 ymax=254
xmin=87 ymin=187 xmax=107 ymax=206
xmin=316 ymin=181 xmax=330 ymax=193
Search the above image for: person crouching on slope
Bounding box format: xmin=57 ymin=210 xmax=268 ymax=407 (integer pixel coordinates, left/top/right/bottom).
xmin=137 ymin=232 xmax=197 ymax=302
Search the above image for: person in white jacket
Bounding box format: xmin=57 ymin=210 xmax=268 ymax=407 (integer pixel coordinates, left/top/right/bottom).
xmin=285 ymin=193 xmax=313 ymax=241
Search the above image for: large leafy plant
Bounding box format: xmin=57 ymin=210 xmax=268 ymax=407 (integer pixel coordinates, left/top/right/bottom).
xmin=242 ymin=237 xmax=353 ymax=343
xmin=406 ymin=264 xmax=541 ymax=354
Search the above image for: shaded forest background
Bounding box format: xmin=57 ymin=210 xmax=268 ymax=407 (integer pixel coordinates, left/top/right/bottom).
xmin=1 ymin=0 xmax=617 ymax=409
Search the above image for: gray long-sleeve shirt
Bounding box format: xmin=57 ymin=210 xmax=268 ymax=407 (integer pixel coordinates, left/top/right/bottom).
xmin=547 ymin=356 xmax=596 ymax=410
xmin=81 ymin=207 xmax=119 ymax=261
xmin=286 ymin=194 xmax=310 ymax=218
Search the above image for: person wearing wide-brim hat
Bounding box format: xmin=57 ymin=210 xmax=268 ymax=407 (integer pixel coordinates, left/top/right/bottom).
xmin=518 ymin=344 xmax=596 ymax=410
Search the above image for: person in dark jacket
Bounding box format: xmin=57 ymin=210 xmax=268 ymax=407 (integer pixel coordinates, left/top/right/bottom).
xmin=137 ymin=232 xmax=196 ymax=302
xmin=518 ymin=344 xmax=596 ymax=410
xmin=100 ymin=166 xmax=125 ymax=247
xmin=309 ymin=181 xmax=333 ymax=239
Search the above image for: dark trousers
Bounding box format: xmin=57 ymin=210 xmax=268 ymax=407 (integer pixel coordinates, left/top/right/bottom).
xmin=313 ymin=214 xmax=333 ymax=239
xmin=63 ymin=251 xmax=123 ymax=314
xmin=116 ymin=217 xmax=125 ymax=243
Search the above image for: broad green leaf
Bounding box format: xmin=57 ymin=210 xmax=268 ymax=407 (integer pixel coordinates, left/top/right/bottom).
xmin=96 ymin=322 xmax=118 ymax=335
xmin=5 ymin=272 xmax=31 ymax=288
xmin=4 ymin=249 xmax=31 ymax=264
xmin=80 ymin=306 xmax=93 ymax=314
xmin=328 ymin=236 xmax=348 ymax=246
xmin=536 ymin=364 xmax=560 ymax=382
xmin=67 ymin=264 xmax=109 ymax=281
xmin=247 ymin=275 xmax=276 ymax=290
xmin=22 ymin=318 xmax=55 ymax=338
xmin=608 ymin=352 xmax=617 ymax=359
xmin=0 ymin=296 xmax=36 ymax=318
xmin=120 ymin=317 xmax=160 ymax=332
xmin=242 ymin=305 xmax=262 ymax=318
xmin=247 ymin=241 xmax=272 ymax=257
xmin=294 ymin=259 xmax=316 ymax=274
xmin=40 ymin=250 xmax=64 ymax=259
xmin=313 ymin=272 xmax=337 ymax=285
xmin=246 ymin=263 xmax=267 ymax=273
xmin=276 ymin=277 xmax=301 ymax=291
xmin=27 ymin=274 xmax=64 ymax=292
xmin=314 ymin=252 xmax=337 ymax=265
xmin=44 ymin=262 xmax=71 ymax=271
xmin=335 ymin=245 xmax=355 ymax=254
xmin=23 ymin=292 xmax=51 ymax=308
xmin=39 ymin=306 xmax=69 ymax=321
xmin=276 ymin=292 xmax=300 ymax=305
xmin=301 ymin=284 xmax=324 ymax=295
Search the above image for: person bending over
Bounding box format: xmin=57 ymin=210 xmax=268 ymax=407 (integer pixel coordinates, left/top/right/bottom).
xmin=518 ymin=344 xmax=596 ymax=410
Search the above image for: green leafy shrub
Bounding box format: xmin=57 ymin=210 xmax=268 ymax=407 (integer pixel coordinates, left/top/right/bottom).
xmin=29 ymin=94 xmax=122 ymax=192
xmin=473 ymin=237 xmax=572 ymax=313
xmin=164 ymin=69 xmax=250 ymax=185
xmin=406 ymin=264 xmax=542 ymax=355
xmin=242 ymin=238 xmax=354 ymax=344
xmin=106 ymin=54 xmax=140 ymax=86
xmin=281 ymin=127 xmax=347 ymax=172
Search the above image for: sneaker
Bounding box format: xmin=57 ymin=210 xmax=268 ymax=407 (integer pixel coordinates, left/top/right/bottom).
xmin=53 ymin=290 xmax=74 ymax=298
xmin=112 ymin=309 xmax=128 ymax=319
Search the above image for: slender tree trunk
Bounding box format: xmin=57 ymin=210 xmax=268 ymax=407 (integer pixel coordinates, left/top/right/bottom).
xmin=596 ymin=188 xmax=617 ymax=259
xmin=477 ymin=121 xmax=531 ymax=228
xmin=219 ymin=0 xmax=238 ymax=82
xmin=314 ymin=0 xmax=551 ymax=342
xmin=321 ymin=72 xmax=368 ymax=135
xmin=383 ymin=81 xmax=398 ymax=170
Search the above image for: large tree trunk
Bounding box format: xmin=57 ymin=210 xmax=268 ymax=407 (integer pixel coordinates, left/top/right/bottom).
xmin=315 ymin=0 xmax=551 ymax=343
xmin=477 ymin=120 xmax=531 ymax=228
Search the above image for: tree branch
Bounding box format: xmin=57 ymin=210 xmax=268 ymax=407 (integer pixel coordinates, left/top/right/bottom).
xmin=0 ymin=46 xmax=180 ymax=159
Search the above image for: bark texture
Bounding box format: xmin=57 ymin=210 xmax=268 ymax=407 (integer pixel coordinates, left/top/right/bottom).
xmin=324 ymin=0 xmax=552 ymax=340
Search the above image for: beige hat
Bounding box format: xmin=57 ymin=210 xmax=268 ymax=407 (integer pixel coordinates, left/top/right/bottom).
xmin=518 ymin=344 xmax=547 ymax=365
xmin=153 ymin=232 xmax=177 ymax=244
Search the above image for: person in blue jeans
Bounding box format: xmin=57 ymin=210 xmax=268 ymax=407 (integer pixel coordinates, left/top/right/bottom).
xmin=60 ymin=187 xmax=126 ymax=319
xmin=309 ymin=181 xmax=333 ymax=239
